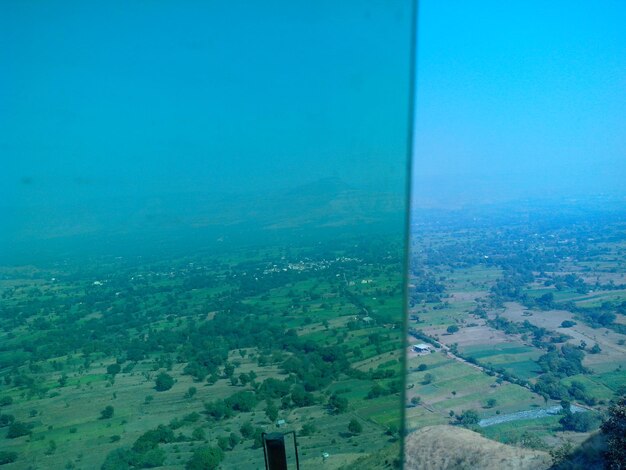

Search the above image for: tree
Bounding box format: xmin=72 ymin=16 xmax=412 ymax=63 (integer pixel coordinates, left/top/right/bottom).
xmin=155 ymin=372 xmax=175 ymax=392
xmin=228 ymin=432 xmax=240 ymax=449
xmin=107 ymin=364 xmax=121 ymax=376
xmin=223 ymin=363 xmax=235 ymax=378
xmin=0 ymin=451 xmax=18 ymax=465
xmin=240 ymin=421 xmax=254 ymax=439
xmin=291 ymin=385 xmax=315 ymax=407
xmin=6 ymin=421 xmax=31 ymax=438
xmin=101 ymin=448 xmax=135 ymax=470
xmin=328 ymin=394 xmax=348 ymax=414
xmin=417 ymin=364 xmax=428 ymax=371
xmin=225 ymin=391 xmax=257 ymax=412
xmin=422 ymin=373 xmax=435 ymax=385
xmin=192 ymin=427 xmax=206 ymax=441
xmin=265 ymin=400 xmax=279 ymax=422
xmin=485 ymin=398 xmax=497 ymax=408
xmin=536 ymin=292 xmax=554 ymax=309
xmin=446 ymin=325 xmax=459 ymax=334
xmin=185 ymin=386 xmax=197 ymax=399
xmin=217 ymin=436 xmax=230 ymax=451
xmin=186 ymin=446 xmax=224 ymax=470
xmin=100 ymin=405 xmax=114 ymax=419
xmin=300 ymin=423 xmax=316 ymax=436
xmin=204 ymin=400 xmax=232 ymax=421
xmin=559 ymin=411 xmax=600 ymax=432
xmin=0 ymin=414 xmax=15 ymax=427
xmin=0 ymin=397 xmax=12 ymax=407
xmin=457 ymin=409 xmax=480 ymax=427
xmin=411 ymin=396 xmax=421 ymax=406
xmin=348 ymin=418 xmax=362 ymax=435
xmin=252 ymin=427 xmax=264 ymax=449
xmin=386 ymin=423 xmax=399 ymax=437
xmin=44 ymin=439 xmax=57 ymax=455
xmin=601 ymin=396 xmax=626 ymax=469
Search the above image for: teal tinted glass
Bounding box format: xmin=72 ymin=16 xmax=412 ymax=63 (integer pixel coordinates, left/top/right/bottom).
xmin=0 ymin=2 xmax=415 ymax=469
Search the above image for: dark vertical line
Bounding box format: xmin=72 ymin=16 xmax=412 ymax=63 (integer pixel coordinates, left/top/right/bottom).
xmin=400 ymin=0 xmax=418 ymax=468
xmin=292 ymin=431 xmax=300 ymax=470
xmin=262 ymin=432 xmax=269 ymax=469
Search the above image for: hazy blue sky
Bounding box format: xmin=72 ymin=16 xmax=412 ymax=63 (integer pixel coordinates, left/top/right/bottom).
xmin=413 ymin=1 xmax=625 ymax=204
xmin=1 ymin=1 xmax=413 ymax=246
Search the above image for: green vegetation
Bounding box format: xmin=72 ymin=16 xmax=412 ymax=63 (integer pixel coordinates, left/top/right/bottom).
xmin=348 ymin=418 xmax=363 ymax=435
xmin=100 ymin=405 xmax=114 ymax=420
xmin=0 ymin=232 xmax=405 ymax=468
xmin=601 ymin=396 xmax=626 ymax=468
xmin=406 ymin=201 xmax=626 ymax=462
xmin=0 ymin=451 xmax=18 ymax=465
xmin=186 ymin=446 xmax=224 ymax=470
xmin=155 ymin=372 xmax=175 ymax=392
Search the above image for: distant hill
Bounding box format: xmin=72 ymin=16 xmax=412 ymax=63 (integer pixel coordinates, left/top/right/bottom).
xmin=403 ymin=425 xmax=551 ymax=470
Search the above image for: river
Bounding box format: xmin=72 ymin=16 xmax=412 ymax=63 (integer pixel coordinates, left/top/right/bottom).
xmin=479 ymin=404 xmax=587 ymax=427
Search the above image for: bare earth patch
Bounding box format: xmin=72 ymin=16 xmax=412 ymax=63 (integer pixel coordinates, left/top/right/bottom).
xmin=424 ymin=322 xmax=513 ymax=349
xmin=498 ymin=302 xmax=626 ymax=367
xmin=404 ymin=425 xmax=551 ymax=470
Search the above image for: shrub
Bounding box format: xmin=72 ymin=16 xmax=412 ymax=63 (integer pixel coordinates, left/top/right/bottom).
xmin=6 ymin=421 xmax=31 ymax=438
xmin=186 ymin=446 xmax=224 ymax=470
xmin=457 ymin=410 xmax=480 ymax=427
xmin=0 ymin=451 xmax=18 ymax=465
xmin=560 ymin=411 xmax=601 ymax=432
xmin=155 ymin=372 xmax=175 ymax=392
xmin=0 ymin=397 xmax=13 ymax=407
xmin=100 ymin=405 xmax=114 ymax=419
xmin=192 ymin=427 xmax=206 ymax=441
xmin=348 ymin=418 xmax=362 ymax=435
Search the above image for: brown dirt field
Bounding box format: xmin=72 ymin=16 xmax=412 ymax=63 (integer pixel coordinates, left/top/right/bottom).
xmin=404 ymin=425 xmax=551 ymax=470
xmin=423 ymin=322 xmax=514 ymax=349
xmin=499 ymin=302 xmax=626 ymax=367
xmin=448 ymin=291 xmax=487 ymax=302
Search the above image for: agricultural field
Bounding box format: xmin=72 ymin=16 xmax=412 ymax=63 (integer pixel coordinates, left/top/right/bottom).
xmin=0 ymin=232 xmax=405 ymax=469
xmin=405 ymin=198 xmax=626 ymax=467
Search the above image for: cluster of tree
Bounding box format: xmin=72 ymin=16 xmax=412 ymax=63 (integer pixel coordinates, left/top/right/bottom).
xmin=601 ymin=396 xmax=626 ymax=468
xmin=455 ymin=409 xmax=480 ymax=428
xmin=487 ymin=317 xmax=570 ymax=348
xmin=366 ymin=380 xmax=402 ymax=399
xmin=4 ymin=421 xmax=32 ymax=439
xmin=575 ymin=302 xmax=621 ymax=331
xmin=408 ymin=271 xmax=446 ymax=306
xmin=408 ymin=329 xmax=441 ymax=349
xmin=0 ymin=451 xmax=18 ymax=465
xmin=559 ymin=409 xmax=601 ymax=433
xmin=538 ymin=345 xmax=586 ymax=377
xmin=155 ymin=372 xmax=175 ymax=392
xmin=102 ymin=425 xmax=176 ymax=469
xmin=185 ymin=446 xmax=224 ymax=470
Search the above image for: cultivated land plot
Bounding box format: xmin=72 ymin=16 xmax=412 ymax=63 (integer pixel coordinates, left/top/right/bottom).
xmin=498 ymin=302 xmax=626 ymax=369
xmin=406 ymin=203 xmax=626 ymax=459
xmin=0 ymin=235 xmax=407 ymax=469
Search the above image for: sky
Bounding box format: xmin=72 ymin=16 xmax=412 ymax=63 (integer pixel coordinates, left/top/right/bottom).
xmin=0 ymin=1 xmax=413 ymax=248
xmin=413 ymin=0 xmax=626 ymax=205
